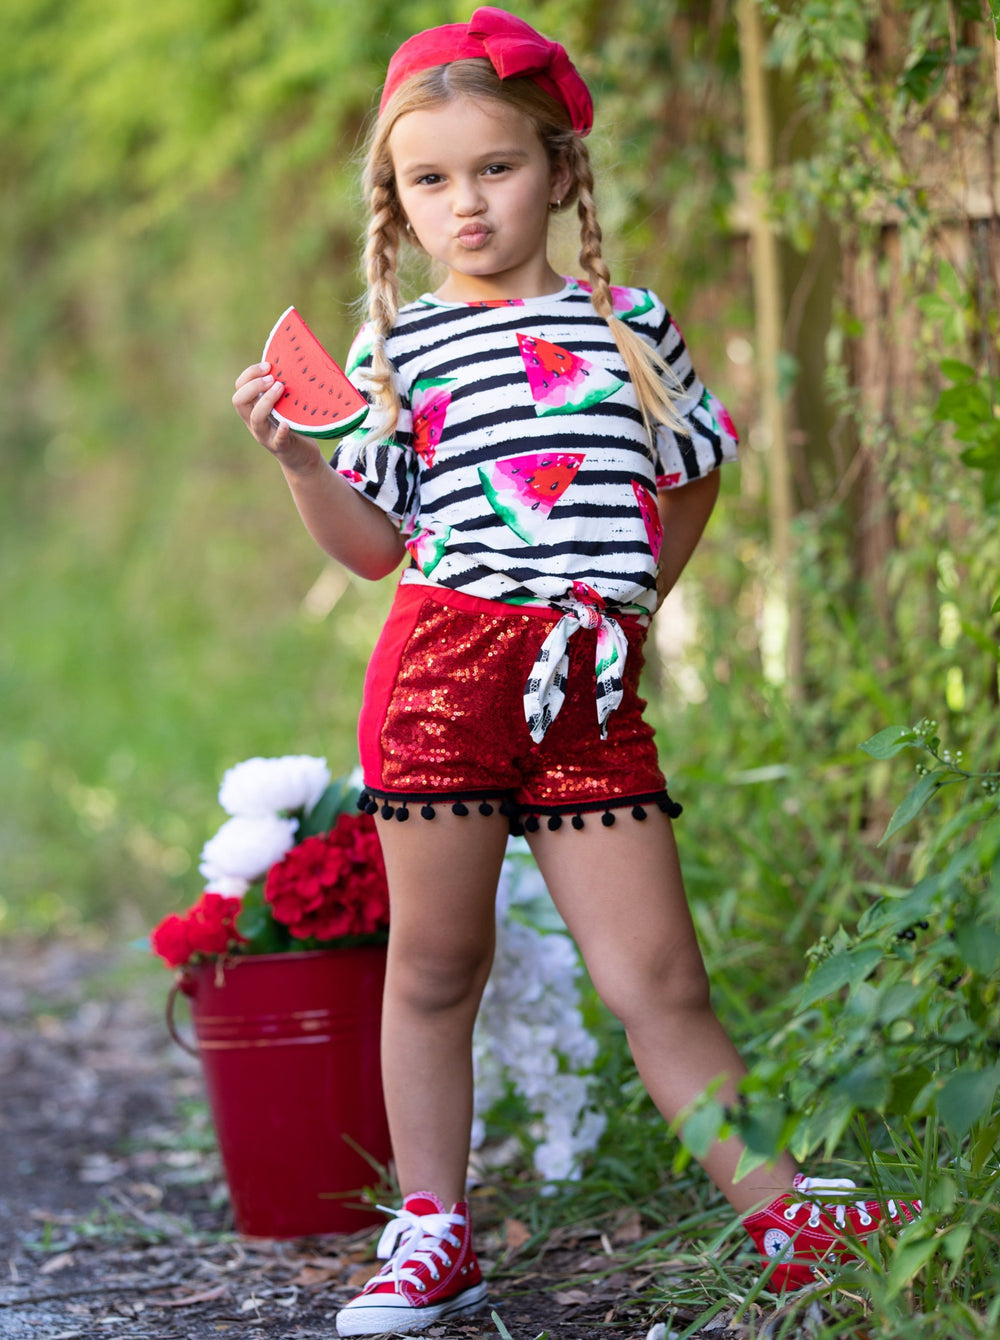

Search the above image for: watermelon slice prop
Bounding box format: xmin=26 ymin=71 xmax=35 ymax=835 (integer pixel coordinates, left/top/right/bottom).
xmin=262 ymin=307 xmax=369 ymax=439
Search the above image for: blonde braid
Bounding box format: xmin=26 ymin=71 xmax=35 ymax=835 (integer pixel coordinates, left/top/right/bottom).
xmin=570 ymin=141 xmax=687 ymax=441
xmin=361 ymin=176 xmax=404 ymax=440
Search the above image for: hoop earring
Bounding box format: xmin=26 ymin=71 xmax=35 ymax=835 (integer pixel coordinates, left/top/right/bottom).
xmin=549 ymin=198 xmax=562 ymax=212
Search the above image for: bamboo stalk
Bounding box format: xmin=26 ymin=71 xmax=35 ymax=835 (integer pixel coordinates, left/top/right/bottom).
xmin=736 ymin=0 xmax=801 ymax=696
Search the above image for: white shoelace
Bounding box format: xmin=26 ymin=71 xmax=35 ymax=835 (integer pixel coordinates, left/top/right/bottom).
xmin=784 ymin=1177 xmax=875 ymax=1230
xmin=367 ymin=1204 xmax=464 ymax=1294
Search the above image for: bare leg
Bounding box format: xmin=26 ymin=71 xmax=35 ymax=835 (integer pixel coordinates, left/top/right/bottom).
xmin=375 ymin=811 xmax=510 ymax=1207
xmin=527 ymin=812 xmax=798 ymax=1214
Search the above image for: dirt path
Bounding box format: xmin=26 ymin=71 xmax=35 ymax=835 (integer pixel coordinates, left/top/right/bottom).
xmin=0 ymin=939 xmax=766 ymax=1340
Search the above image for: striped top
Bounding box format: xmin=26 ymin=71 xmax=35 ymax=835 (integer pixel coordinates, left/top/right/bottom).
xmin=332 ymin=278 xmax=738 ymax=618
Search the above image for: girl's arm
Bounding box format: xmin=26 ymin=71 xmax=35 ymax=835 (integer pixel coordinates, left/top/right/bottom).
xmin=233 ymin=363 xmax=406 ymax=581
xmin=655 ymin=470 xmax=720 ymax=607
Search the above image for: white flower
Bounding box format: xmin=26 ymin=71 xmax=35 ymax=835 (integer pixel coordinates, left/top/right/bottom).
xmin=203 ymin=873 xmax=251 ymax=898
xmin=199 ymin=814 xmax=298 ymax=884
xmin=217 ymin=755 xmax=331 ymax=818
xmin=472 ymin=843 xmax=605 ymax=1183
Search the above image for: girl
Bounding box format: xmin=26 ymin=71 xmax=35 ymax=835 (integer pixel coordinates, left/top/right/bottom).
xmin=233 ymin=10 xmax=918 ymax=1334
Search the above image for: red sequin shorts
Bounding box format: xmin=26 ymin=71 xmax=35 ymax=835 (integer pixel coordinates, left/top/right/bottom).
xmin=357 ymin=584 xmax=680 ymax=832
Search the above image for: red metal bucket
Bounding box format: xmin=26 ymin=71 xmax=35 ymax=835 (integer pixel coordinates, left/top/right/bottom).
xmin=168 ymin=945 xmax=392 ymax=1238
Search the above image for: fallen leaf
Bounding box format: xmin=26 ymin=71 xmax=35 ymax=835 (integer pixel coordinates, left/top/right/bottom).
xmin=504 ymin=1218 xmax=531 ymax=1252
xmin=289 ymin=1264 xmax=342 ymax=1287
xmin=612 ymin=1209 xmax=643 ymax=1245
xmin=347 ymin=1262 xmax=383 ymax=1289
xmin=78 ymin=1154 xmax=128 ymax=1184
xmin=147 ymin=1285 xmax=229 ymax=1308
xmin=126 ymin=1181 xmax=164 ymax=1203
xmin=578 ymin=1252 xmax=621 ymax=1271
xmin=39 ymin=1252 xmax=76 ymax=1275
xmin=292 ymin=1253 xmax=345 ymax=1269
xmin=553 ymin=1288 xmax=591 ymax=1307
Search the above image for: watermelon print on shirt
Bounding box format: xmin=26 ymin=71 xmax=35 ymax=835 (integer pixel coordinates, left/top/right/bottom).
xmin=516 ymin=332 xmax=623 ymax=414
xmin=479 ymin=451 xmax=586 ymax=545
xmin=332 ymin=278 xmax=738 ymax=618
xmin=411 ymin=377 xmax=454 ymax=466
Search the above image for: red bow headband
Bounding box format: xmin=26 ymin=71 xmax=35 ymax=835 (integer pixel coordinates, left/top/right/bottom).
xmin=380 ymin=6 xmax=593 ymax=137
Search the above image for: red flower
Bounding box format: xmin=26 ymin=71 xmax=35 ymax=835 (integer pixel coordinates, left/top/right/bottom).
xmin=264 ymin=812 xmax=389 ymax=943
xmin=150 ymin=913 xmax=193 ymax=969
xmin=151 ymin=892 xmax=246 ymax=968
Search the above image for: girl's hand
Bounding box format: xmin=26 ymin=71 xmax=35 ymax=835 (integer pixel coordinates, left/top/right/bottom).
xmin=232 ymin=362 xmax=320 ymax=471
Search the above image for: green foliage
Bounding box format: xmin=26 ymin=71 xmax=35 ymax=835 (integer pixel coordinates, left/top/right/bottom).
xmin=670 ymin=724 xmax=1000 ymax=1323
xmin=934 ymin=361 xmax=1000 ymax=508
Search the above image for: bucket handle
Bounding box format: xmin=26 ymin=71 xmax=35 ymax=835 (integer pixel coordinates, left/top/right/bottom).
xmin=166 ymin=978 xmax=200 ymax=1057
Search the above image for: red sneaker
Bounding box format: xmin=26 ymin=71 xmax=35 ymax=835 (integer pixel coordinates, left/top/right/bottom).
xmin=743 ymin=1174 xmax=922 ymax=1290
xmin=335 ymin=1192 xmax=488 ymax=1336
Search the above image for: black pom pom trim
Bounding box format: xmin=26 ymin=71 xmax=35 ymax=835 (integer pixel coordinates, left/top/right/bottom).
xmin=364 ymin=799 xmax=379 ymax=816
xmin=632 ymin=805 xmax=647 ymax=820
xmin=421 ymin=803 xmax=436 ymax=820
xmin=509 ymin=819 xmax=526 ymax=837
xmin=452 ymin=802 xmax=469 ymax=816
xmin=601 ymin=810 xmax=616 ymax=827
xmin=479 ymin=801 xmax=494 ymax=816
xmin=499 ymin=800 xmax=516 ymax=818
xmin=547 ymin=814 xmax=563 ymax=831
xmin=356 ymin=792 xmax=369 ymax=812
xmin=572 ymin=814 xmax=585 ymax=830
xmin=396 ymin=806 xmax=410 ymax=822
xmin=659 ymin=798 xmax=683 ymax=819
xmin=381 ymin=803 xmax=395 ymax=819
xmin=524 ymin=815 xmax=540 ymax=833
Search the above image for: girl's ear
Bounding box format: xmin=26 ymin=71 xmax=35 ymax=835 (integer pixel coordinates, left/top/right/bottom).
xmin=550 ymin=153 xmax=574 ymax=208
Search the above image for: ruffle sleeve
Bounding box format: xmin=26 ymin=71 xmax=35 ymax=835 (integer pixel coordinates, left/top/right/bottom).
xmin=329 ymin=324 xmax=419 ymax=529
xmin=650 ymin=307 xmax=740 ymax=491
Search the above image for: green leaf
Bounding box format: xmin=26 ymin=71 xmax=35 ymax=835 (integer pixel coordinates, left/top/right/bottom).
xmin=800 ymin=944 xmax=883 ymax=1007
xmin=860 ymin=726 xmax=920 ymax=759
xmin=886 ymin=1066 xmax=935 ymax=1118
xmin=734 ymin=1099 xmax=790 ymax=1159
xmin=235 ymin=905 xmax=268 ymax=939
xmin=733 ymin=1145 xmax=772 ymax=1183
xmin=941 ymin=1225 xmax=972 ymax=1272
xmin=960 ymin=441 xmax=1000 ymax=471
xmin=938 ymin=359 xmax=976 ymax=383
xmin=299 ymin=775 xmax=360 ymax=838
xmin=935 ymin=382 xmax=991 ymax=422
xmin=885 ymin=1230 xmax=941 ymax=1299
xmin=795 ymin=1093 xmax=856 ymax=1161
xmin=954 ymin=921 xmax=1000 ymax=975
xmin=961 ymin=619 xmax=1000 ymax=663
xmin=936 ymin=1066 xmax=1000 ymax=1139
xmin=970 ymin=1115 xmax=1000 ymax=1174
xmin=681 ymin=1099 xmax=725 ymax=1160
xmin=880 ymin=773 xmax=942 ymax=845
xmin=234 ymin=882 xmax=290 ymax=953
xmin=992 ymin=593 xmax=1000 ymax=616
xmin=835 ymin=1058 xmax=890 ymax=1111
